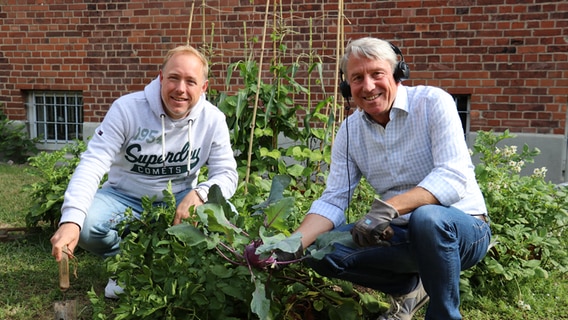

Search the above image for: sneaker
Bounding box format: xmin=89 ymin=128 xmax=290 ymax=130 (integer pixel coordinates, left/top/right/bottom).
xmin=378 ymin=279 xmax=429 ymax=320
xmin=104 ymin=278 xmax=124 ymax=299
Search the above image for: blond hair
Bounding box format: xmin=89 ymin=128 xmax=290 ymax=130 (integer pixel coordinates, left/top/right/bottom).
xmin=161 ymin=45 xmax=209 ymax=81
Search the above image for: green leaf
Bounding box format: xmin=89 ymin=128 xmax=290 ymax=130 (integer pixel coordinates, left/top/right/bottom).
xmin=251 ymin=279 xmax=271 ymax=320
xmin=252 ymin=175 xmax=291 ymax=210
xmin=313 ymin=299 xmax=324 ymax=311
xmin=534 ymin=266 xmax=549 ymax=278
xmin=260 ymin=147 xmax=281 ymax=159
xmin=197 ymin=203 xmax=242 ymax=242
xmin=309 ymin=231 xmax=354 ymax=260
xmin=286 ymin=164 xmax=305 ymax=177
xmin=256 ymin=232 xmax=302 ymax=255
xmin=263 ymin=197 xmax=295 ymax=230
xmin=166 ymin=223 xmax=207 ymax=246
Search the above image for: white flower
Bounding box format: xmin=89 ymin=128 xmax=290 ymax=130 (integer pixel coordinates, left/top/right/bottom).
xmin=517 ymin=300 xmax=531 ymax=311
xmin=532 ymin=167 xmax=548 ymax=178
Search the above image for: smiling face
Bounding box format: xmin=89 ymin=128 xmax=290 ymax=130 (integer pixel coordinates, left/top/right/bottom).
xmin=346 ymin=54 xmax=399 ymax=126
xmin=159 ymin=52 xmax=208 ymax=119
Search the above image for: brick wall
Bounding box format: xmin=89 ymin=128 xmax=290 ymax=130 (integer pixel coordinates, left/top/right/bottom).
xmin=1 ymin=0 xmax=566 ymax=134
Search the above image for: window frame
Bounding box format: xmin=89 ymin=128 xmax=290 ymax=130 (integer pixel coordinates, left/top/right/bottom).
xmin=26 ymin=90 xmax=84 ymax=150
xmin=452 ymin=94 xmax=470 ymax=135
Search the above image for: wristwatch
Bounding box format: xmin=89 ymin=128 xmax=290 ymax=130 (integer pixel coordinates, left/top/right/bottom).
xmin=195 ymin=187 xmax=208 ymax=203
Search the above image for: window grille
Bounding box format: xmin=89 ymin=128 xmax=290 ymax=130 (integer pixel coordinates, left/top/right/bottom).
xmin=27 ymin=91 xmax=83 ymax=148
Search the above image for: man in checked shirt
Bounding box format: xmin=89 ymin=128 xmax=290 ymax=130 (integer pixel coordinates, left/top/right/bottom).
xmin=277 ymin=37 xmax=491 ymax=320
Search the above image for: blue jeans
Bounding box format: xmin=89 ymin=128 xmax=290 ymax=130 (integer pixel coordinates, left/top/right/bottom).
xmin=306 ymin=205 xmax=491 ymax=320
xmin=78 ymin=187 xmax=190 ymax=258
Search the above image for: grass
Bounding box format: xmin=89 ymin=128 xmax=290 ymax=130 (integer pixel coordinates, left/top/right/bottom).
xmin=0 ymin=162 xmax=567 ymax=319
xmin=0 ymin=163 xmax=110 ymax=319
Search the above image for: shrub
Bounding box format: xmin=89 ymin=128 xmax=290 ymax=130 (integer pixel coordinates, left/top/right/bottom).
xmin=462 ymin=130 xmax=568 ymax=303
xmin=0 ymin=108 xmax=39 ymax=164
xmin=24 ymin=140 xmax=87 ymax=228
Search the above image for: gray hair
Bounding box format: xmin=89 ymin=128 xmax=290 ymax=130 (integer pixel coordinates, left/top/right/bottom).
xmin=340 ymin=37 xmax=398 ymax=78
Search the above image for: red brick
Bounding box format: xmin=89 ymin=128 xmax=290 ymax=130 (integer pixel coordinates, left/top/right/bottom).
xmin=0 ymin=0 xmax=565 ymax=135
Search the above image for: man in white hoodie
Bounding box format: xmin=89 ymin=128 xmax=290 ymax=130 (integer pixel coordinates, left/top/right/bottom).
xmin=50 ymin=45 xmax=238 ymax=298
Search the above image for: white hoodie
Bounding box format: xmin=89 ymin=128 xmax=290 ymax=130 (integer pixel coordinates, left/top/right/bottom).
xmin=60 ymin=77 xmax=238 ymax=229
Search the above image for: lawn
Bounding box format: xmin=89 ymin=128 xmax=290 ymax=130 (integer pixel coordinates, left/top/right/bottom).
xmin=0 ymin=163 xmax=112 ymax=319
xmin=0 ymin=162 xmax=567 ymax=319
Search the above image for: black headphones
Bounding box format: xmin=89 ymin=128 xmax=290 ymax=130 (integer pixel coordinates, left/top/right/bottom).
xmin=339 ymin=42 xmax=410 ymax=99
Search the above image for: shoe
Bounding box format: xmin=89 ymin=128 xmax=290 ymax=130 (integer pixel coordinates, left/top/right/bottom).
xmin=378 ymin=279 xmax=429 ymax=320
xmin=104 ymin=278 xmax=124 ymax=299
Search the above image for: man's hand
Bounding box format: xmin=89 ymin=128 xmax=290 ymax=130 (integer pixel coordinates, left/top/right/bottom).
xmin=351 ymin=198 xmax=399 ymax=247
xmin=173 ymin=190 xmax=204 ymax=225
xmin=50 ymin=222 xmax=80 ymax=262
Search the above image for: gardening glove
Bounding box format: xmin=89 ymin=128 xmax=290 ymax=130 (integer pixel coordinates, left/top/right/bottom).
xmin=272 ymin=245 xmax=303 ymax=270
xmin=351 ymin=198 xmax=399 ymax=247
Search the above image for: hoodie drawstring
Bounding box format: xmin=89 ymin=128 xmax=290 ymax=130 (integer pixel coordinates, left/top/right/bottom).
xmin=187 ymin=119 xmax=193 ymax=175
xmin=160 ymin=114 xmax=166 ymax=167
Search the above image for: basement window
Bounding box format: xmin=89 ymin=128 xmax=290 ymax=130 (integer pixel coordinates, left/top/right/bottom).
xmin=26 ymin=91 xmax=83 ymax=149
xmin=452 ymin=94 xmax=470 ymax=135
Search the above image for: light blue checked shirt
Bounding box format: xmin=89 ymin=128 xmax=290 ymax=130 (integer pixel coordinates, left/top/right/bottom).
xmin=309 ymin=85 xmax=487 ymax=227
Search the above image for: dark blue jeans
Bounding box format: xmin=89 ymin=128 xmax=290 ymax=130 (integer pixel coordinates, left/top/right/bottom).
xmin=306 ymin=205 xmax=491 ymax=320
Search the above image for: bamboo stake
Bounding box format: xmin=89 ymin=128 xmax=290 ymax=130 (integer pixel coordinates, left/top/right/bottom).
xmin=244 ymin=0 xmax=271 ymax=191
xmin=186 ymin=1 xmax=195 ymax=45
xmin=201 ymin=0 xmax=205 ymax=43
xmin=330 ymin=0 xmax=344 ymax=146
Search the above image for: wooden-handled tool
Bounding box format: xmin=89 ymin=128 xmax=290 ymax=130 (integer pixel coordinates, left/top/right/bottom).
xmin=59 ymin=246 xmax=70 ymax=291
xmin=54 ymin=246 xmax=76 ymax=320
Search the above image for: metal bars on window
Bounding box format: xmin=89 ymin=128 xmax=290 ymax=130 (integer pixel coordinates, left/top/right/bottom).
xmin=28 ymin=91 xmax=83 ymax=145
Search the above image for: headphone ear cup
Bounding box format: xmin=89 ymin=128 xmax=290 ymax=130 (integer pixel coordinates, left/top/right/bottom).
xmin=339 ymin=81 xmax=351 ymax=99
xmin=394 ymin=61 xmax=410 ymax=82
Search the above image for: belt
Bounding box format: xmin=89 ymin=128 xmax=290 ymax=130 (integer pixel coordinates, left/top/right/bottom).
xmin=473 ymin=214 xmax=487 ymax=223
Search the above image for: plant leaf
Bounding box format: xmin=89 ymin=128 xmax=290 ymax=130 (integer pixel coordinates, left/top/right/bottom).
xmin=166 ymin=223 xmax=207 ymax=246
xmin=251 ymin=279 xmax=271 ymax=320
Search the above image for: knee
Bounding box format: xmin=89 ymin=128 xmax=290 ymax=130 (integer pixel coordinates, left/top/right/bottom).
xmin=409 ymin=205 xmax=442 ymax=227
xmin=408 ymin=205 xmax=448 ymax=238
xmin=78 ymin=222 xmax=120 ymax=257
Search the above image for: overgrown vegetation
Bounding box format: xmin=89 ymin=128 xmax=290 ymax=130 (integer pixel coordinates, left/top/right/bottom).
xmin=88 ymin=179 xmax=385 ymax=319
xmin=461 ymin=130 xmax=568 ymax=312
xmin=23 ymin=140 xmax=87 ymax=228
xmin=0 ymin=107 xmax=39 ymax=164
xmin=3 ymin=128 xmax=568 ymax=319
